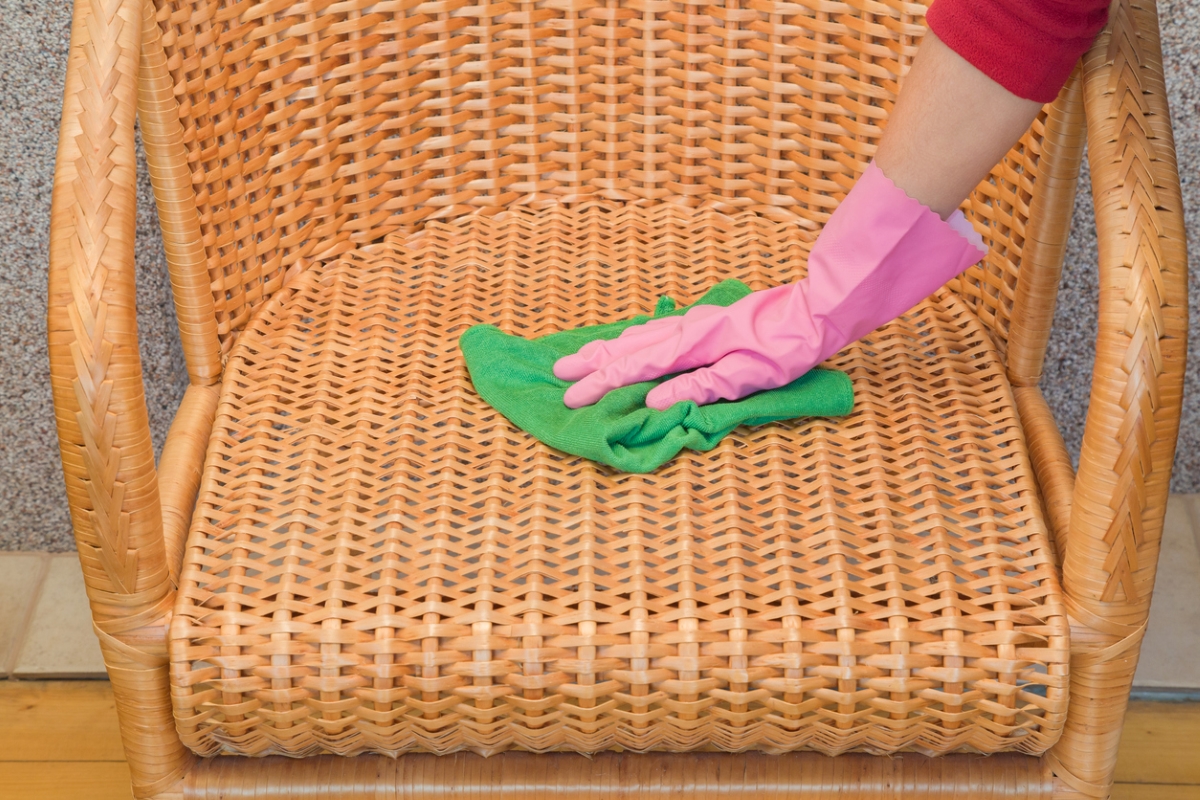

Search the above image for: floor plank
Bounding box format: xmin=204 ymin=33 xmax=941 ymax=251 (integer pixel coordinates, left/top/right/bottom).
xmin=0 ymin=762 xmax=133 ymax=800
xmin=1112 ymin=785 xmax=1200 ymax=800
xmin=1116 ymin=701 xmax=1200 ymax=786
xmin=0 ymin=680 xmax=125 ymax=762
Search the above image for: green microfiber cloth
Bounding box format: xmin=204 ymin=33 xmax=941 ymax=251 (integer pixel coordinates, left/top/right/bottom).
xmin=459 ymin=279 xmax=854 ymax=473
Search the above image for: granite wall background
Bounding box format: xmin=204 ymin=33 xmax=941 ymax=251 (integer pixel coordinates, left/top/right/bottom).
xmin=2 ymin=0 xmax=1197 ymax=550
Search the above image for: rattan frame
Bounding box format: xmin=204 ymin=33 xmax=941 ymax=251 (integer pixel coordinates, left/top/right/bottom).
xmin=46 ymin=0 xmax=1186 ymax=797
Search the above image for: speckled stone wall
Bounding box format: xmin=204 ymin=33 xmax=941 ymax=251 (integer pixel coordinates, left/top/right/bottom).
xmin=2 ymin=0 xmax=1196 ymax=550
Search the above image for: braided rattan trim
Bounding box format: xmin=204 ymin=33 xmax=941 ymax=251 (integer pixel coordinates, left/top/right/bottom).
xmin=171 ymin=204 xmax=1068 ymax=759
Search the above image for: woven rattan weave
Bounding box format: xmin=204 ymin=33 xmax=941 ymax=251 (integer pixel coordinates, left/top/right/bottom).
xmin=171 ymin=204 xmax=1068 ymax=758
xmin=151 ymin=0 xmax=1049 ymax=364
xmin=47 ymin=0 xmax=1187 ymax=796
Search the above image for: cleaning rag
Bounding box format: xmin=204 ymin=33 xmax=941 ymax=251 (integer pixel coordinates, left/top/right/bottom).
xmin=459 ymin=280 xmax=854 ymax=473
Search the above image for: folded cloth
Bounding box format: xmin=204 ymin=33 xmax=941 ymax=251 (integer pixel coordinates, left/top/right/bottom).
xmin=460 ymin=280 xmax=854 ymax=473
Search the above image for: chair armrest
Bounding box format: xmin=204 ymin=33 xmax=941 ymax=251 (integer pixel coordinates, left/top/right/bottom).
xmin=47 ymin=0 xmax=190 ymax=795
xmin=48 ymin=0 xmax=167 ymax=611
xmin=1048 ymin=0 xmax=1189 ymax=796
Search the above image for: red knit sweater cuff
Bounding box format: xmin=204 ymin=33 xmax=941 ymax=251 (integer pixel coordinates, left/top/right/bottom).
xmin=926 ymin=0 xmax=1110 ymax=103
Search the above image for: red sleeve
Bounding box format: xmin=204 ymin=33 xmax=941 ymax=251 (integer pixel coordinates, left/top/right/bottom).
xmin=925 ymin=0 xmax=1110 ymax=103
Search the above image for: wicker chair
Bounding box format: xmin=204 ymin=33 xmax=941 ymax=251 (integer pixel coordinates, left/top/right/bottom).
xmin=48 ymin=0 xmax=1186 ymax=797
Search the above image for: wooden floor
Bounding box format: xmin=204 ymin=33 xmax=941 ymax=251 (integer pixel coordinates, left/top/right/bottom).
xmin=1 ymin=682 xmax=1197 ymax=799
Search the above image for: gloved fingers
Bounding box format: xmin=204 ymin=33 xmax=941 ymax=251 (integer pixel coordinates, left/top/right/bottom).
xmin=553 ymin=318 xmax=680 ymax=381
xmin=554 ymin=302 xmax=729 ymax=381
xmin=562 ymin=335 xmax=706 ymax=408
xmin=645 ymin=350 xmax=790 ymax=410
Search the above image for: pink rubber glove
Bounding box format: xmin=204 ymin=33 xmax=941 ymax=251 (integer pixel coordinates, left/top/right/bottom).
xmin=555 ymin=161 xmax=987 ymax=410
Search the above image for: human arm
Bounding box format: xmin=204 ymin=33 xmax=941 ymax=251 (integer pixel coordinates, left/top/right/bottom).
xmin=556 ymin=2 xmax=1109 ymax=410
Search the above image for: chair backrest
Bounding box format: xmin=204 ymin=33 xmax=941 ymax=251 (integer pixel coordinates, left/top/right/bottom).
xmin=141 ymin=0 xmax=1084 ymax=380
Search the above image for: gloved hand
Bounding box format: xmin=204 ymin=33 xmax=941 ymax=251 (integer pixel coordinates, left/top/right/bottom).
xmin=555 ymin=161 xmax=987 ymax=410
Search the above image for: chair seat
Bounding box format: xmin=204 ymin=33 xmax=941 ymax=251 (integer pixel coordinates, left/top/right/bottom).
xmin=170 ymin=204 xmax=1069 ymax=760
